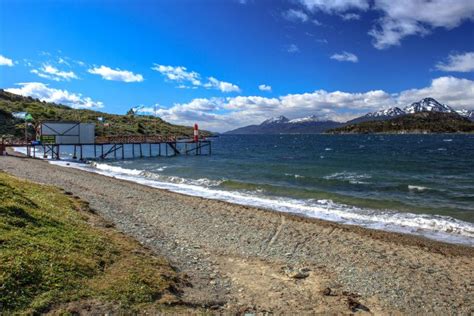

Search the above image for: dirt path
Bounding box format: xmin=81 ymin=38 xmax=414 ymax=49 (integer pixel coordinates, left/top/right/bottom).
xmin=1 ymin=156 xmax=473 ymax=314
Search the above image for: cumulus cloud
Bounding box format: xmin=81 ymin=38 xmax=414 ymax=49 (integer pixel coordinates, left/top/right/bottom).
xmin=283 ymin=9 xmax=309 ymax=22
xmin=152 ymin=63 xmax=240 ymax=93
xmin=204 ymin=77 xmax=241 ymax=93
xmin=88 ymin=65 xmax=144 ymax=82
xmin=154 ymin=89 xmax=393 ymax=132
xmin=31 ymin=64 xmax=78 ymax=81
xmin=0 ymin=54 xmax=14 ymax=66
xmin=258 ymin=84 xmax=272 ymax=92
xmin=294 ymin=0 xmax=474 ymax=49
xmin=436 ymin=52 xmax=474 ymax=73
xmin=370 ymin=0 xmax=474 ymax=49
xmin=6 ymin=82 xmax=104 ymax=109
xmin=330 ymin=51 xmax=359 ymax=63
xmin=151 ymin=76 xmax=474 ymax=132
xmin=397 ymin=76 xmax=474 ymax=109
xmin=152 ymin=64 xmax=201 ymax=86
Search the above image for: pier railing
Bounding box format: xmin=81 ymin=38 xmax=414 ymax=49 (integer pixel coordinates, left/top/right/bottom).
xmin=95 ymin=135 xmax=182 ymax=144
xmin=1 ymin=134 xmax=211 ymax=159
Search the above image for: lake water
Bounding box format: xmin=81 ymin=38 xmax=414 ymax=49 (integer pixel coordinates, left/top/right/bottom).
xmin=24 ymin=134 xmax=474 ymax=246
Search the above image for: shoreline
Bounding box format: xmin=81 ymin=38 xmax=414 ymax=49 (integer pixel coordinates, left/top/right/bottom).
xmin=1 ymin=155 xmax=473 ymax=313
xmin=31 ymin=157 xmax=474 ymax=254
xmin=9 ymin=147 xmax=474 ymax=247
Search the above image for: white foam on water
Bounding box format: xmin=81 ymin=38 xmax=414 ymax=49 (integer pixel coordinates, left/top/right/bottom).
xmin=408 ymin=185 xmax=430 ymax=192
xmin=42 ymin=159 xmax=474 ymax=247
xmin=284 ymin=173 xmax=305 ymax=179
xmin=324 ymin=172 xmax=372 ymax=185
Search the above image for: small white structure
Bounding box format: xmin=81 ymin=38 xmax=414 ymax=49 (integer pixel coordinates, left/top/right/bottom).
xmin=39 ymin=121 xmax=95 ymax=144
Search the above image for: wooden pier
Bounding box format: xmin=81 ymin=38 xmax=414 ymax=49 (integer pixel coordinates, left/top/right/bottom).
xmin=1 ymin=135 xmax=211 ymax=160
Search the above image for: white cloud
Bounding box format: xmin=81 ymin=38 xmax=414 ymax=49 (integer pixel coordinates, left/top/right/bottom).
xmin=297 ymin=0 xmax=369 ymax=13
xmin=6 ymin=82 xmax=104 ymax=109
xmin=258 ymin=84 xmax=272 ymax=92
xmin=88 ymin=65 xmax=144 ymax=82
xmin=283 ymin=9 xmax=309 ymax=22
xmin=151 ymin=76 xmax=474 ymax=132
xmin=0 ymin=54 xmax=14 ymax=66
xmin=294 ymin=0 xmax=474 ymax=49
xmin=330 ymin=51 xmax=359 ymax=63
xmin=436 ymin=52 xmax=474 ymax=73
xmin=370 ymin=0 xmax=474 ymax=49
xmin=31 ymin=64 xmax=78 ymax=81
xmin=397 ymin=76 xmax=474 ymax=109
xmin=151 ymin=64 xmax=201 ymax=86
xmin=340 ymin=13 xmax=360 ymax=20
xmin=204 ymin=77 xmax=241 ymax=93
xmin=287 ymin=44 xmax=300 ymax=53
xmin=152 ymin=63 xmax=240 ymax=93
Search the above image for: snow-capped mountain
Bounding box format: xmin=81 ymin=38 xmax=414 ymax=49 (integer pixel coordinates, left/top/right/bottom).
xmin=225 ymin=114 xmax=342 ymax=134
xmin=365 ymin=107 xmax=405 ymax=118
xmin=403 ymin=98 xmax=455 ymax=114
xmin=225 ymin=98 xmax=474 ymax=134
xmin=349 ymin=98 xmax=474 ymax=124
xmin=347 ymin=107 xmax=405 ymax=124
xmin=261 ymin=116 xmax=289 ymax=125
xmin=456 ymin=109 xmax=474 ymax=121
xmin=288 ymin=115 xmax=321 ymax=123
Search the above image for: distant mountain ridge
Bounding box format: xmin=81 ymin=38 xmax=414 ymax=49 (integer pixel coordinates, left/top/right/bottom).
xmin=349 ymin=98 xmax=473 ymax=124
xmin=225 ymin=97 xmax=474 ymax=134
xmin=225 ymin=115 xmax=342 ymax=134
xmin=328 ymin=112 xmax=474 ymax=134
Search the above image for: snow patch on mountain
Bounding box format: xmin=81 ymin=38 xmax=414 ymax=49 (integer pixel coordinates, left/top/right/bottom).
xmin=288 ymin=115 xmax=321 ymax=123
xmin=456 ymin=109 xmax=474 ymax=120
xmin=365 ymin=107 xmax=405 ymax=118
xmin=261 ymin=116 xmax=289 ymax=125
xmin=403 ymin=98 xmax=455 ymax=114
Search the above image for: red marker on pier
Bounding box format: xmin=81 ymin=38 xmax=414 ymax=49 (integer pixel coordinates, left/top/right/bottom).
xmin=194 ymin=123 xmax=199 ymax=142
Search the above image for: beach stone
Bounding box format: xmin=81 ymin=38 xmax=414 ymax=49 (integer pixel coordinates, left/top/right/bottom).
xmin=284 ymin=267 xmax=310 ymax=279
xmin=322 ymin=287 xmax=332 ymax=296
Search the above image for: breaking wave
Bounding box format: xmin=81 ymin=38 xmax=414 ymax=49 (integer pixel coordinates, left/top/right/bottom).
xmin=46 ymin=159 xmax=474 ymax=246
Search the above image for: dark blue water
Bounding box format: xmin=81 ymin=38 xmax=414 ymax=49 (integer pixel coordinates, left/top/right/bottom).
xmin=33 ymin=134 xmax=474 ymax=245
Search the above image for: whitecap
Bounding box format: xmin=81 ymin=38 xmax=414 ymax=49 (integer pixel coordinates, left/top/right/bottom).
xmin=324 ymin=172 xmax=371 ymax=184
xmin=408 ymin=185 xmax=429 ymax=192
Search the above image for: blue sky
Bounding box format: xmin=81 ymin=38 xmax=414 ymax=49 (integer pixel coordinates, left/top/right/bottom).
xmin=1 ymin=0 xmax=473 ymax=131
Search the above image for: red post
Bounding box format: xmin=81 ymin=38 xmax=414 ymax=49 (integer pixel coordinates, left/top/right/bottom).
xmin=193 ymin=123 xmax=199 ymax=142
xmin=0 ymin=138 xmax=5 ymax=156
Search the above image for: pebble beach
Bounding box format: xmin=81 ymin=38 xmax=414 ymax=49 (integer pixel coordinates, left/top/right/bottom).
xmin=1 ymin=155 xmax=473 ymax=314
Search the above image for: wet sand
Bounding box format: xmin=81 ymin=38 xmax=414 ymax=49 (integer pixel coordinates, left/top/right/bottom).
xmin=1 ymin=155 xmax=473 ymax=314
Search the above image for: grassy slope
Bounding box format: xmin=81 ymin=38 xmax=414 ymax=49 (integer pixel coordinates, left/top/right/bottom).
xmin=0 ymin=171 xmax=197 ymax=314
xmin=328 ymin=112 xmax=474 ymax=134
xmin=0 ymin=90 xmax=211 ymax=139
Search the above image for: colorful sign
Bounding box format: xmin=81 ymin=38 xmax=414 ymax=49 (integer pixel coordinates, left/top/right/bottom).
xmin=40 ymin=135 xmax=56 ymax=143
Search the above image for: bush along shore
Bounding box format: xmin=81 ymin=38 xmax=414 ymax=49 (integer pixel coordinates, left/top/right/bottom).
xmin=0 ymin=172 xmax=201 ymax=314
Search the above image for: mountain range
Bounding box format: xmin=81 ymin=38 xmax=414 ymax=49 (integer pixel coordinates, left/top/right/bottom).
xmin=225 ymin=98 xmax=474 ymax=134
xmin=225 ymin=115 xmax=342 ymax=134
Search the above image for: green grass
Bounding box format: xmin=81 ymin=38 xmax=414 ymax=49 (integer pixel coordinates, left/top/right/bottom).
xmin=0 ymin=89 xmax=213 ymax=139
xmin=0 ymin=172 xmax=192 ymax=314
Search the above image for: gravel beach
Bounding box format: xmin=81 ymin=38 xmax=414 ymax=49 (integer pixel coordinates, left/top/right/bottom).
xmin=1 ymin=155 xmax=473 ymax=314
